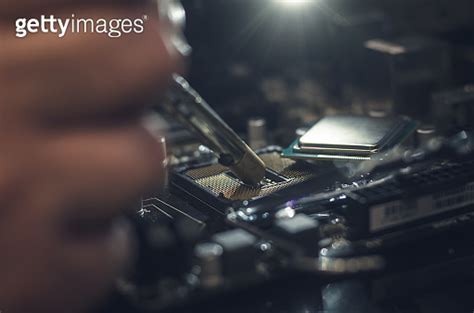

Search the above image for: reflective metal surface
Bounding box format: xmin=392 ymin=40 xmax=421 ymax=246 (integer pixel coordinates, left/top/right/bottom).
xmin=157 ymin=0 xmax=192 ymax=56
xmin=164 ymin=75 xmax=266 ymax=186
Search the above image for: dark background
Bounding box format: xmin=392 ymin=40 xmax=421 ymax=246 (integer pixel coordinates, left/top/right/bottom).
xmin=180 ymin=0 xmax=474 ymax=142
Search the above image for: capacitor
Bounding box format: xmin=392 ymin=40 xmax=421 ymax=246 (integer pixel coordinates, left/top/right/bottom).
xmin=247 ymin=118 xmax=268 ymax=150
xmin=194 ymin=242 xmax=224 ymax=288
xmin=416 ymin=125 xmax=437 ymax=147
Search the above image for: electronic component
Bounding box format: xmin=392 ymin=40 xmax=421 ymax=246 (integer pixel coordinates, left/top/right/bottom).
xmin=170 ymin=148 xmax=325 ymax=214
xmin=273 ymin=214 xmax=320 ymax=255
xmin=247 ymin=118 xmax=268 ymax=150
xmin=347 ymin=159 xmax=474 ymax=235
xmin=282 ymin=115 xmax=417 ymax=161
xmin=242 ymin=135 xmax=474 ymax=238
xmin=211 ymin=229 xmax=258 ymax=277
xmin=120 ymin=132 xmax=474 ymax=312
xmin=163 ymin=75 xmax=266 ymax=186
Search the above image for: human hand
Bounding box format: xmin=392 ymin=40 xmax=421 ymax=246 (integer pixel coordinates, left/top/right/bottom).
xmin=0 ymin=1 xmax=182 ymax=312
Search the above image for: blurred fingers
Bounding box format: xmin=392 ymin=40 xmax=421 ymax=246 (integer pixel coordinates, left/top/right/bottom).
xmin=0 ymin=7 xmax=182 ymax=126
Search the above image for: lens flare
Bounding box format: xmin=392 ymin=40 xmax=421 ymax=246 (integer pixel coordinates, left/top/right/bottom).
xmin=274 ymin=0 xmax=315 ymax=7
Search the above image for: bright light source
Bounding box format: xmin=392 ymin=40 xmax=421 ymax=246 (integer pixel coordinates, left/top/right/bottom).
xmin=273 ymin=0 xmax=315 ymax=7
